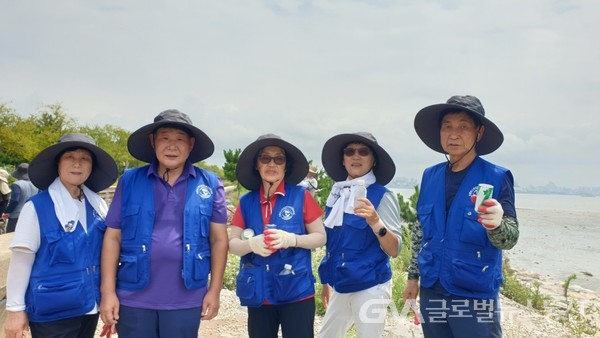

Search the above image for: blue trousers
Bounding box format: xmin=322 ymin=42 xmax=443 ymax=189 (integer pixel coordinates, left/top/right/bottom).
xmin=420 ymin=282 xmax=502 ymax=338
xmin=116 ymin=305 xmax=202 ymax=338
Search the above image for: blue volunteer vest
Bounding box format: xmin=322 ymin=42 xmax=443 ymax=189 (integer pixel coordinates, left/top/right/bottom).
xmin=235 ymin=184 xmax=316 ymax=307
xmin=318 ymin=183 xmax=392 ymax=293
xmin=417 ymin=157 xmax=507 ymax=298
xmin=116 ymin=165 xmax=218 ymax=291
xmin=25 ymin=191 xmax=105 ymax=322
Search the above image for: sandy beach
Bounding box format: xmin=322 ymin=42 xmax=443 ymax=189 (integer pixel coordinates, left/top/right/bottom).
xmin=506 ymin=208 xmax=600 ymax=293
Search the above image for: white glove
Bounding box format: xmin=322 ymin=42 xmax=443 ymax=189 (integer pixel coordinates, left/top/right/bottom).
xmin=266 ymin=229 xmax=297 ymax=249
xmin=478 ymin=198 xmax=503 ymax=230
xmin=248 ymin=234 xmax=272 ymax=257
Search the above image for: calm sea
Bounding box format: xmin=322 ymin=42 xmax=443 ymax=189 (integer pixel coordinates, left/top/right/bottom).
xmin=392 ymin=188 xmax=600 ymax=213
xmin=391 ymin=188 xmax=600 ymax=293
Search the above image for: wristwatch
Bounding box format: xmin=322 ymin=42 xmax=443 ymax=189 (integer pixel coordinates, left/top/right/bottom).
xmin=377 ymin=226 xmax=387 ymax=237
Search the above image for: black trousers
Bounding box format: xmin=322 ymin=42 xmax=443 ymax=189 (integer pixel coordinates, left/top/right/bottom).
xmin=29 ymin=314 xmax=99 ymax=338
xmin=248 ymin=298 xmax=315 ymax=338
xmin=6 ymin=218 xmax=18 ymax=233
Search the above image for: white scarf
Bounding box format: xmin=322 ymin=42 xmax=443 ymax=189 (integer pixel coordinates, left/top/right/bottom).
xmin=324 ymin=170 xmax=377 ymax=229
xmin=48 ymin=177 xmax=108 ymax=233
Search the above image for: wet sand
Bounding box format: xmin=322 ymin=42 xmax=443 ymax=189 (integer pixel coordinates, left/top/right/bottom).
xmin=505 ymin=208 xmax=600 ymax=293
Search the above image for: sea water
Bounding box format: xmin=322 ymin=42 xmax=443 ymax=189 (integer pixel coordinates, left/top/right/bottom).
xmin=391 ymin=188 xmax=600 ymax=293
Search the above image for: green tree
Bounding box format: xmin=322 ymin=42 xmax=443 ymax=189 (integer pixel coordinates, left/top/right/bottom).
xmin=222 ymin=148 xmax=242 ymax=195
xmin=197 ymin=161 xmax=224 ymax=178
xmin=314 ymin=166 xmax=334 ymax=208
xmin=79 ymin=124 xmax=144 ymax=175
xmin=0 ymin=103 xmax=71 ymax=164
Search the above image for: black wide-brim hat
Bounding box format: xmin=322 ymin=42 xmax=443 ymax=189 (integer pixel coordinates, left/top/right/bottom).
xmin=127 ymin=109 xmax=215 ymax=163
xmin=29 ymin=133 xmax=118 ymax=192
xmin=414 ymin=95 xmax=504 ymax=155
xmin=321 ymin=132 xmax=396 ymax=185
xmin=236 ymin=134 xmax=308 ymax=191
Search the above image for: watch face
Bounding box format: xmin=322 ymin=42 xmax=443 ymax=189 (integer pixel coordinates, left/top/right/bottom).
xmin=378 ymin=227 xmax=387 ymax=237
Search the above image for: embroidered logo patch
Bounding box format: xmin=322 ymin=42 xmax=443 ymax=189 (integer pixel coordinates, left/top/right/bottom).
xmin=64 ymin=220 xmax=76 ymax=232
xmin=196 ymin=184 xmax=213 ymax=199
xmin=278 ymin=206 xmax=295 ymax=221
xmin=468 ymin=186 xmax=478 ymax=199
xmin=93 ymin=209 xmax=105 ymax=221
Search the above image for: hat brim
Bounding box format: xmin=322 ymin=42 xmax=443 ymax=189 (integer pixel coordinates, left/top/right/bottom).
xmin=414 ymin=103 xmax=504 ymax=155
xmin=321 ymin=134 xmax=396 ymax=185
xmin=236 ymin=138 xmax=308 ymax=191
xmin=29 ymin=141 xmax=118 ymax=192
xmin=127 ymin=121 xmax=215 ymax=163
xmin=11 ymin=170 xmax=29 ymax=180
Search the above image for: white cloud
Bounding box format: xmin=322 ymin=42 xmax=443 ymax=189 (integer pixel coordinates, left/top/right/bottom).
xmin=1 ymin=0 xmax=599 ymax=187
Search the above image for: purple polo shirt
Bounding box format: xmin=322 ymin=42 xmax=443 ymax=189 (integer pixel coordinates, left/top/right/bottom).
xmin=105 ymin=161 xmax=227 ymax=310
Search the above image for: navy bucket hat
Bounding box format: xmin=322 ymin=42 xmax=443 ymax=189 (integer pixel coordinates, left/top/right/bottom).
xmin=128 ymin=109 xmax=215 ymax=163
xmin=29 ymin=133 xmax=118 ymax=192
xmin=414 ymin=95 xmax=504 ymax=155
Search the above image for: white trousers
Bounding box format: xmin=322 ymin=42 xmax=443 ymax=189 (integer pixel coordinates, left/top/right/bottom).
xmin=318 ymin=280 xmax=392 ymax=338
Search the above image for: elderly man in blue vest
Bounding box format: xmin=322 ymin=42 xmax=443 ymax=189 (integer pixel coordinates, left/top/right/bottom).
xmin=403 ymin=96 xmax=519 ymax=338
xmin=100 ymin=110 xmax=228 ymax=338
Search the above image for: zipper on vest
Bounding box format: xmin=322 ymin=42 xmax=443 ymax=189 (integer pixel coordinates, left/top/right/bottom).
xmin=142 ymin=245 xmax=147 ymax=253
xmin=86 ymin=267 xmax=90 ymax=275
xmin=266 ymin=264 xmax=270 ymax=272
xmin=186 ymin=244 xmax=191 ymax=252
xmin=477 ymin=251 xmax=481 ymax=259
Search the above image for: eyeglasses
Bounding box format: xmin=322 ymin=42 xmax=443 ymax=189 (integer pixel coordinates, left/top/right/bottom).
xmin=343 ymin=147 xmax=371 ymax=157
xmin=258 ymin=155 xmax=286 ymax=165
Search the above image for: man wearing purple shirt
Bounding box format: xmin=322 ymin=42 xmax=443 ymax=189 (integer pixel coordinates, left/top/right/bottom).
xmin=100 ymin=110 xmax=228 ymax=338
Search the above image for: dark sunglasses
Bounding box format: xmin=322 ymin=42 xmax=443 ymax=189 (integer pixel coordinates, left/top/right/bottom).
xmin=258 ymin=155 xmax=286 ymax=165
xmin=343 ymin=147 xmax=371 ymax=157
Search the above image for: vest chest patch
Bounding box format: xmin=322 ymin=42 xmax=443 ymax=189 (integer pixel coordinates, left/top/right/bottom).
xmin=278 ymin=206 xmax=295 ymax=221
xmin=468 ymin=185 xmax=479 ymax=198
xmin=196 ymin=184 xmax=213 ymax=198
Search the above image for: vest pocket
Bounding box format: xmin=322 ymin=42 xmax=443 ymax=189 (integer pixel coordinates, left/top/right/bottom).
xmin=121 ymin=205 xmax=140 ymax=241
xmin=272 ymin=265 xmax=312 ymax=303
xmin=46 ymin=230 xmax=75 ymax=266
xmin=459 ymin=207 xmax=487 ymax=247
xmin=417 ymin=246 xmax=435 ymax=279
xmin=117 ymin=255 xmax=140 ymax=283
xmin=451 ymin=259 xmax=496 ymax=294
xmin=336 ymin=258 xmax=376 ymax=288
xmin=32 ymin=279 xmax=86 ymax=315
xmin=236 ymin=264 xmax=265 ymax=307
xmin=341 ymin=219 xmax=369 ymax=251
xmin=193 ymin=250 xmax=211 ymax=281
xmin=318 ymin=254 xmax=333 ymax=285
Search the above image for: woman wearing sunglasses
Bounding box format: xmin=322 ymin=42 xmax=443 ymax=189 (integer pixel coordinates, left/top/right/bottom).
xmin=228 ymin=134 xmax=326 ymax=338
xmin=317 ymin=132 xmax=402 ymax=338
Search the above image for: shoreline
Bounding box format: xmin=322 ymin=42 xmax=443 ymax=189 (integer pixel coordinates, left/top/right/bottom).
xmin=508 ymin=208 xmax=600 ymax=294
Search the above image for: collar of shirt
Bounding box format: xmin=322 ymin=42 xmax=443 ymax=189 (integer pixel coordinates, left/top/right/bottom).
xmin=259 ymin=180 xmax=286 ymax=224
xmin=147 ymin=160 xmax=197 ymax=182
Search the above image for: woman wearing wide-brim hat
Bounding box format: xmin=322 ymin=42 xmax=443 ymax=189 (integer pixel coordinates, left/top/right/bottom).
xmin=404 ymin=95 xmax=519 ymax=338
xmin=317 ymin=132 xmax=402 ymax=338
xmin=4 ymin=133 xmax=118 ymax=338
xmin=228 ymin=133 xmax=326 ymax=338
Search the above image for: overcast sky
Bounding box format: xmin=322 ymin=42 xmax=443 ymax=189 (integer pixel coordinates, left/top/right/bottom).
xmin=2 ymin=0 xmax=599 ymax=188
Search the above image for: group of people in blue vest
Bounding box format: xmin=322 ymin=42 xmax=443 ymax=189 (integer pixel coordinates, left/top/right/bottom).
xmin=3 ymin=94 xmax=518 ymax=338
